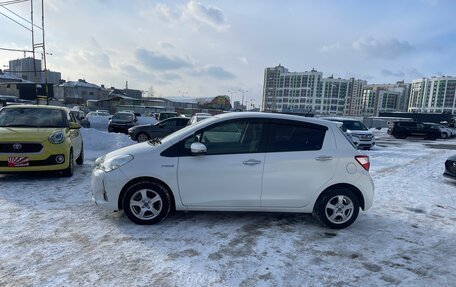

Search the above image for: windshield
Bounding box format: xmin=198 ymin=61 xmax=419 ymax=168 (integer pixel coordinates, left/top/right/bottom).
xmin=342 ymin=120 xmax=368 ymax=131
xmin=113 ymin=113 xmax=133 ymax=121
xmin=0 ymin=107 xmax=66 ymax=128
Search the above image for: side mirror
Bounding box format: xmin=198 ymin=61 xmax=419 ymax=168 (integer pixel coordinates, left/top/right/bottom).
xmin=69 ymin=122 xmax=81 ymax=129
xmin=190 ymin=142 xmax=207 ymax=155
xmin=108 ymin=117 xmax=112 ymax=120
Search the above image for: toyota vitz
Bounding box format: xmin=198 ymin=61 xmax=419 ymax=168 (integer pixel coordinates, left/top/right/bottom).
xmin=92 ymin=112 xmax=374 ymax=229
xmin=0 ymin=105 xmax=84 ymax=177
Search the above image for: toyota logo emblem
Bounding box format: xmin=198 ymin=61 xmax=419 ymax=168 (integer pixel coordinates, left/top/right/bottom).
xmin=12 ymin=143 xmax=22 ymax=150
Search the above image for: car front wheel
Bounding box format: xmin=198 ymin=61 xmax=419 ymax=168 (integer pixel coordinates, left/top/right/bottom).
xmin=62 ymin=150 xmax=74 ymax=177
xmin=315 ymin=189 xmax=360 ymax=229
xmin=122 ymin=181 xmax=171 ymax=225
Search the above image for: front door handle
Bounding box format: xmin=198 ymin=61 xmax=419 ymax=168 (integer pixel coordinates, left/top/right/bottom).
xmin=243 ymin=159 xmax=262 ymax=166
xmin=315 ymin=156 xmax=333 ymax=161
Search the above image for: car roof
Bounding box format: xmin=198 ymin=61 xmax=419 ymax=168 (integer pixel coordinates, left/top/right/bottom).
xmin=211 ymin=112 xmax=337 ymax=127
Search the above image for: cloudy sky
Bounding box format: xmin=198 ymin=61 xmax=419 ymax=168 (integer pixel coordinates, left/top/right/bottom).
xmin=0 ymin=0 xmax=455 ymax=105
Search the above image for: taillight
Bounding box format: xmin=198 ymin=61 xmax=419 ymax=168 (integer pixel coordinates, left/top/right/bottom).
xmin=355 ymin=155 xmax=370 ymax=171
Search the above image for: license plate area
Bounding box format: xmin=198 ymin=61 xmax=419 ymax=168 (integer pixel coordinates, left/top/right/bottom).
xmin=8 ymin=157 xmax=30 ymax=167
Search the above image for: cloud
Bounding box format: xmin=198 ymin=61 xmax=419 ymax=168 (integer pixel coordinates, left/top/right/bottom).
xmin=381 ymin=69 xmax=405 ymax=77
xmin=320 ymin=43 xmax=342 ymax=52
xmin=239 ymin=57 xmax=248 ymax=65
xmin=380 ymin=68 xmax=423 ymax=79
xmin=191 ymin=65 xmax=235 ymax=80
xmin=160 ymin=42 xmax=175 ymax=49
xmin=145 ymin=3 xmax=180 ymax=22
xmin=162 ymin=73 xmax=182 ymax=80
xmin=142 ymin=1 xmax=229 ymax=32
xmin=183 ymin=0 xmax=230 ymax=31
xmin=135 ymin=48 xmax=192 ymax=71
xmin=352 ymin=37 xmax=415 ymax=59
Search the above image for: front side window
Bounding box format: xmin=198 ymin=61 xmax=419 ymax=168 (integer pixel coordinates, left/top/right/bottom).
xmin=267 ymin=120 xmax=326 ymax=152
xmin=182 ymin=119 xmax=265 ymax=155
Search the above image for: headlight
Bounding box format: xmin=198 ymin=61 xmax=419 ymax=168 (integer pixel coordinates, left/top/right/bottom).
xmin=48 ymin=131 xmax=65 ymax=144
xmin=98 ymin=154 xmax=133 ymax=172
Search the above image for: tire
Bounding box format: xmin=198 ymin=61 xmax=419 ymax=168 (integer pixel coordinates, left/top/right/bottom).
xmin=136 ymin=132 xmax=150 ymax=142
xmin=62 ymin=150 xmax=74 ymax=177
xmin=76 ymin=144 xmax=84 ymax=165
xmin=315 ymin=188 xmax=360 ymax=229
xmin=122 ymin=181 xmax=171 ymax=225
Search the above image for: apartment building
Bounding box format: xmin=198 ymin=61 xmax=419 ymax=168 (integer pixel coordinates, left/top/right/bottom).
xmin=7 ymin=57 xmax=61 ymax=84
xmin=361 ymin=82 xmax=411 ymax=116
xmin=262 ymin=65 xmax=366 ymax=116
xmin=408 ymin=76 xmax=456 ymax=114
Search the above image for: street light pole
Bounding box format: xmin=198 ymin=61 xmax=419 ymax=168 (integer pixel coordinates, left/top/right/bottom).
xmin=238 ymin=89 xmax=248 ymax=111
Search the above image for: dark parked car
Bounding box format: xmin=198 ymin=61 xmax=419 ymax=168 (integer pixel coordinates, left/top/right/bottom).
xmin=108 ymin=111 xmax=137 ymax=134
xmin=444 ymin=155 xmax=456 ymax=180
xmin=70 ymin=110 xmax=90 ymax=128
xmin=388 ymin=121 xmax=441 ymax=140
xmin=128 ymin=117 xmax=190 ymax=142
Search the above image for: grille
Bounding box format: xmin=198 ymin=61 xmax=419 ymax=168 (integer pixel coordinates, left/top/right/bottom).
xmin=0 ymin=143 xmax=43 ymax=153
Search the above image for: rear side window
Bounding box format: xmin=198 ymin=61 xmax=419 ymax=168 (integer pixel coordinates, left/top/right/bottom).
xmin=267 ymin=120 xmax=327 ymax=152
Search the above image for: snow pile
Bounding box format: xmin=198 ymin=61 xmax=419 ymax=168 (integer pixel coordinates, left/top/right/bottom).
xmin=80 ymin=128 xmax=134 ymax=161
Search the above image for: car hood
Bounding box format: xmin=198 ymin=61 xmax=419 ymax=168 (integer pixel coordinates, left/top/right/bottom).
xmin=346 ymin=129 xmax=373 ymax=135
xmin=103 ymin=141 xmax=160 ymax=160
xmin=0 ymin=127 xmax=63 ymax=142
xmin=447 ymin=155 xmax=456 ymax=162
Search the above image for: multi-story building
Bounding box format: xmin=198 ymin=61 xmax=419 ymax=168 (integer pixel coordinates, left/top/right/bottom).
xmin=408 ymin=76 xmax=456 ymax=114
xmin=262 ymin=65 xmax=366 ymax=116
xmin=361 ymin=82 xmax=411 ymax=116
xmin=7 ymin=57 xmax=61 ymax=84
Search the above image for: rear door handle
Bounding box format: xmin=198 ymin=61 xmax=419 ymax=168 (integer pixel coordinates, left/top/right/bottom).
xmin=243 ymin=159 xmax=262 ymax=166
xmin=315 ymin=156 xmax=333 ymax=161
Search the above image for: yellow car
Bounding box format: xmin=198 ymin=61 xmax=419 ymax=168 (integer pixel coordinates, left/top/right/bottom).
xmin=0 ymin=105 xmax=84 ymax=176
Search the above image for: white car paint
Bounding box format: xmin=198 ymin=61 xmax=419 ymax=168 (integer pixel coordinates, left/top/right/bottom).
xmin=92 ymin=112 xmax=374 ymax=227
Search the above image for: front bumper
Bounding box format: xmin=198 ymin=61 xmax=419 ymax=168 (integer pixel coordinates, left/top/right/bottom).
xmin=0 ymin=142 xmax=70 ymax=172
xmin=91 ymin=167 xmax=129 ymax=210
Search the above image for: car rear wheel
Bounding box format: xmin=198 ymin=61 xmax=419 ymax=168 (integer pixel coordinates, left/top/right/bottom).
xmin=62 ymin=150 xmax=74 ymax=177
xmin=315 ymin=189 xmax=359 ymax=229
xmin=136 ymin=132 xmax=150 ymax=142
xmin=122 ymin=181 xmax=171 ymax=225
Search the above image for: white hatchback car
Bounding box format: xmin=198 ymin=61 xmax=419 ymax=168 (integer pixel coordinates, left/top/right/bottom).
xmin=92 ymin=112 xmax=374 ymax=229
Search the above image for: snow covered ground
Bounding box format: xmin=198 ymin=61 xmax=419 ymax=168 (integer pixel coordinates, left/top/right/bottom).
xmin=0 ymin=129 xmax=455 ymax=286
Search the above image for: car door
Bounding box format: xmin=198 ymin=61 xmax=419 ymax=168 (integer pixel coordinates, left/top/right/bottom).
xmin=177 ymin=118 xmax=266 ymax=207
xmin=261 ymin=119 xmax=338 ymax=208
